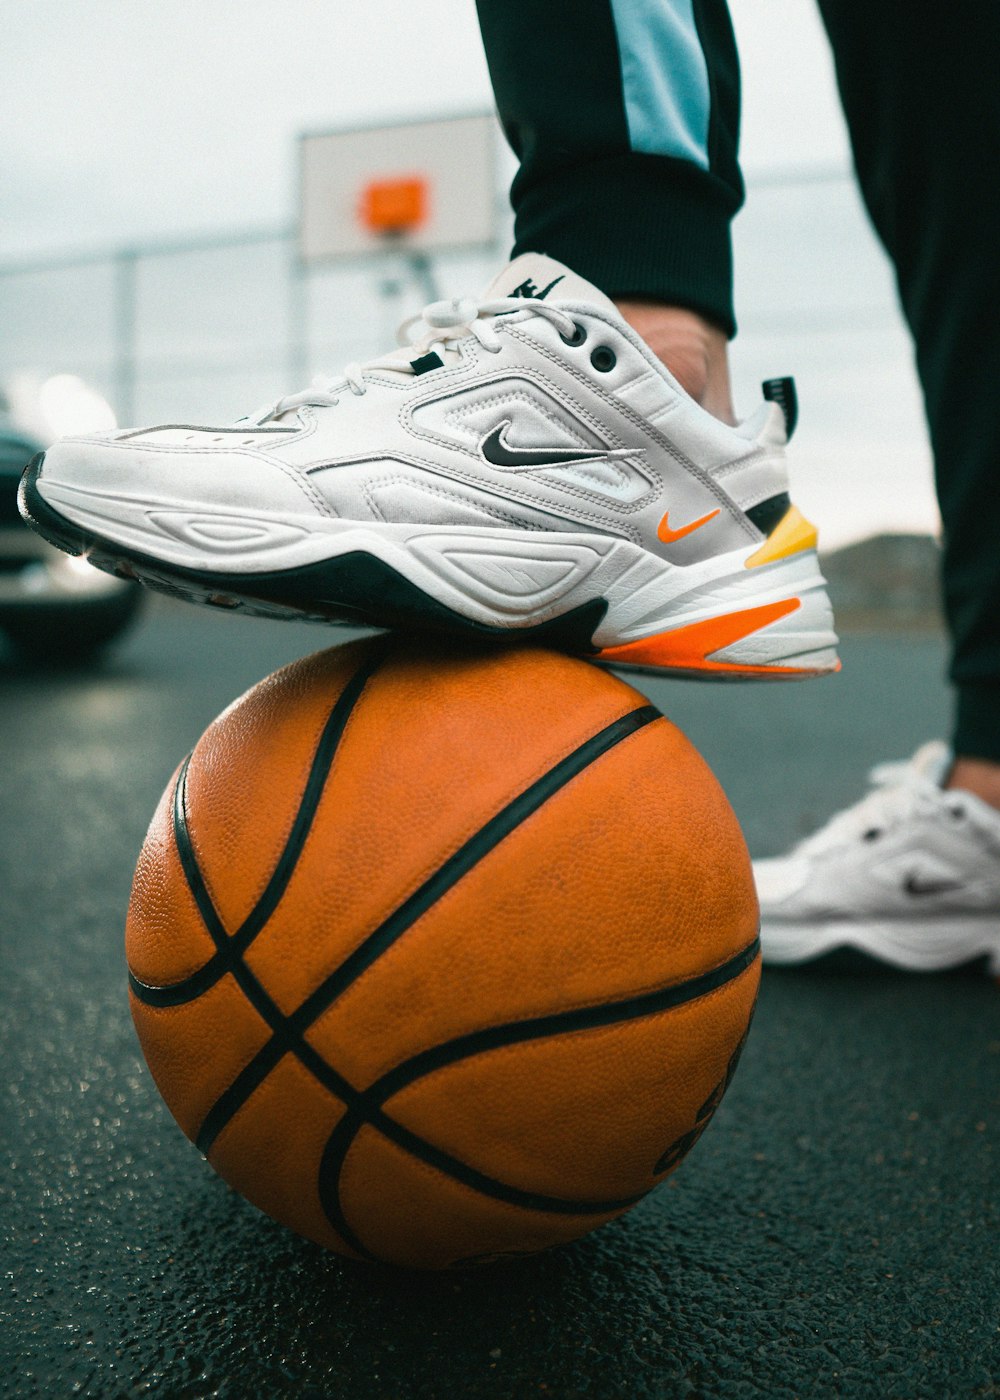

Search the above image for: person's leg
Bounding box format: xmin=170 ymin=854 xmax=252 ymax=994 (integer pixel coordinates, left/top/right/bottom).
xmin=816 ymin=0 xmax=1000 ymax=800
xmin=475 ymin=0 xmax=742 ymax=420
xmin=756 ymin=2 xmax=1000 ymax=974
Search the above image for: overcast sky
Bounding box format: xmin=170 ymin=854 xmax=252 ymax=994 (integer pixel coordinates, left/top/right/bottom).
xmin=1 ymin=0 xmax=852 ymax=262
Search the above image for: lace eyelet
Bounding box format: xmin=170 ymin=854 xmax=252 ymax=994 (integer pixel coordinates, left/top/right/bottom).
xmin=862 ymin=827 xmax=883 ymax=842
xmin=590 ymin=346 xmax=617 ymax=373
xmin=560 ymin=322 xmax=587 ymax=347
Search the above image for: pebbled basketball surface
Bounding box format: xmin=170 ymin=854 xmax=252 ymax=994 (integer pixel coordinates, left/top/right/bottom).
xmin=2 ymin=604 xmax=997 ymax=1396
xmin=126 ymin=638 xmax=760 ymax=1269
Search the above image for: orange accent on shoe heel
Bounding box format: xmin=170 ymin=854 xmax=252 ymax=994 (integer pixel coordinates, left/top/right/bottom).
xmin=596 ymin=598 xmax=806 ymax=673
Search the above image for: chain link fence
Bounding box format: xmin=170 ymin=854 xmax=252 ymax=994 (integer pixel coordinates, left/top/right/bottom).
xmin=0 ymin=228 xmax=507 ymax=431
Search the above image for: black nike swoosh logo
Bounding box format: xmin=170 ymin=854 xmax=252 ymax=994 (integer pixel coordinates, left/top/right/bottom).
xmin=903 ymin=873 xmax=964 ymax=896
xmin=534 ymin=275 xmax=565 ymax=299
xmin=509 ymin=275 xmax=565 ymax=300
xmin=480 ymin=421 xmax=637 ymax=469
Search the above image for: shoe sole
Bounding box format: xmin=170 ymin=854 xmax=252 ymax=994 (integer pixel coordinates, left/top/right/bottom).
xmin=761 ymin=916 xmax=1000 ymax=977
xmin=20 ymin=453 xmax=840 ymax=681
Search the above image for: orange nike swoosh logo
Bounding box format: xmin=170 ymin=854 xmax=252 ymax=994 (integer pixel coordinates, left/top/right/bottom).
xmin=656 ymin=507 xmax=721 ymax=544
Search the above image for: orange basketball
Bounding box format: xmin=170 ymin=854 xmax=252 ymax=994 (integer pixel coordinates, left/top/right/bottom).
xmin=126 ymin=639 xmax=760 ymax=1270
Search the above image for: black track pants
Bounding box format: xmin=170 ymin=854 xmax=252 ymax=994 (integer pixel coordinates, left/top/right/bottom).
xmin=476 ymin=0 xmax=1000 ymax=760
xmin=816 ymin=1 xmax=1000 ymax=759
xmin=475 ymin=0 xmax=743 ymax=336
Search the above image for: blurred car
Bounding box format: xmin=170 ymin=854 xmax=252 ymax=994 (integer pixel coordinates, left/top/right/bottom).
xmin=0 ymin=417 xmax=142 ymax=662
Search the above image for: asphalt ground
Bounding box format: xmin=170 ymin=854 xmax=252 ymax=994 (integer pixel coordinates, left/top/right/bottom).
xmin=1 ymin=598 xmax=998 ymax=1399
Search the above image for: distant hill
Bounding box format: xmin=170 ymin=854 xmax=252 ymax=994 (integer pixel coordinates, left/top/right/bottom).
xmin=821 ymin=533 xmax=942 ymax=630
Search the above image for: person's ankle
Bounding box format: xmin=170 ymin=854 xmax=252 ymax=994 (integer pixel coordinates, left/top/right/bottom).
xmin=946 ymin=755 xmax=1000 ymax=812
xmin=614 ymin=301 xmax=736 ymax=425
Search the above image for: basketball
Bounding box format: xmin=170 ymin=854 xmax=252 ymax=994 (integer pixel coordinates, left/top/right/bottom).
xmin=125 ymin=639 xmax=760 ymax=1270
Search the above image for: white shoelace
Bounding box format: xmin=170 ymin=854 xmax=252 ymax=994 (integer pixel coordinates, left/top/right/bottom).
xmin=246 ymin=295 xmax=581 ymax=427
xmin=792 ymin=752 xmax=964 ymax=859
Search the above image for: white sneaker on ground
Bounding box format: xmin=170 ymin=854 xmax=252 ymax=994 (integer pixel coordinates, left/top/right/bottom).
xmin=19 ymin=254 xmax=838 ymax=678
xmin=756 ymin=742 xmax=1000 ymax=974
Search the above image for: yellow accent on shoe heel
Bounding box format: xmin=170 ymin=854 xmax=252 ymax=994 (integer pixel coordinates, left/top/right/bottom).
xmin=745 ymin=504 xmax=819 ymax=568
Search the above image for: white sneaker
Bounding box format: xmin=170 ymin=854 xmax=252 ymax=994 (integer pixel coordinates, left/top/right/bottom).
xmin=756 ymin=742 xmax=1000 ymax=973
xmin=19 ymin=253 xmax=838 ymax=678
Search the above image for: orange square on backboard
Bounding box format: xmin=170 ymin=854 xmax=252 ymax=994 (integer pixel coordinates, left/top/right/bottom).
xmin=359 ymin=177 xmax=429 ymax=235
xmin=300 ymin=115 xmax=495 ymax=260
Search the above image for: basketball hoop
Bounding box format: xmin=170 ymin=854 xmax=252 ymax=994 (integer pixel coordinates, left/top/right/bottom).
xmin=299 ymin=114 xmax=498 ymax=261
xmin=297 ymin=114 xmax=500 ymax=330
xmin=359 ymin=176 xmax=429 ymax=239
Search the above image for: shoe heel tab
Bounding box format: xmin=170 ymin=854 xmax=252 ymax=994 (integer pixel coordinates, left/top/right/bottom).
xmin=762 ymin=376 xmax=798 ymax=441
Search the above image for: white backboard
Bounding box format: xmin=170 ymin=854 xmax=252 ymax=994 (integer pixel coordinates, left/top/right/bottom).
xmin=299 ymin=113 xmax=500 ymax=262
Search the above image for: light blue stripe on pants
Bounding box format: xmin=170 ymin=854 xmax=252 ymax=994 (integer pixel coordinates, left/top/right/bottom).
xmin=610 ymin=0 xmax=712 ymax=167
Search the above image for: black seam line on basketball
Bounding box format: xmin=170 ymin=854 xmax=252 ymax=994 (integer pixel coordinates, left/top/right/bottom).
xmin=315 ymin=1103 xmax=637 ymax=1271
xmin=127 ymin=649 xmax=385 ymax=1009
xmin=290 ymin=703 xmax=661 ymax=1026
xmin=158 ymin=749 xmax=373 ymax=1155
xmin=316 ymin=1117 xmax=384 ymax=1263
xmin=368 ymin=1108 xmax=645 ymax=1214
xmin=193 ymin=703 xmax=661 ymax=1156
xmin=195 ymin=1015 xmax=361 ymax=1157
xmin=197 ymin=1026 xmax=643 ymax=1218
xmin=170 ymin=756 xmax=334 ymax=1041
xmin=167 ymin=747 xmax=365 ymax=1153
xmin=314 ymin=1107 xmax=640 ymax=1274
xmin=312 ymin=936 xmax=761 ymax=1241
xmin=358 ymin=936 xmax=762 ymax=1111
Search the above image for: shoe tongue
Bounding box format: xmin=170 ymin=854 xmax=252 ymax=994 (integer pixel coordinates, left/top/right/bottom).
xmin=481 ymin=254 xmax=619 ymax=314
xmin=910 ymin=741 xmax=953 ymax=787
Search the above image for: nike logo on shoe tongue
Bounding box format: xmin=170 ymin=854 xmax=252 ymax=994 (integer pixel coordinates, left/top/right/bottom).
xmin=507 ymin=275 xmax=565 ymax=300
xmin=480 ymin=254 xmax=619 ymax=314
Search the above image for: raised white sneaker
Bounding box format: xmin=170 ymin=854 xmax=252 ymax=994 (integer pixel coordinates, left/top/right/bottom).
xmin=756 ymin=742 xmax=1000 ymax=973
xmin=19 ymin=253 xmax=838 ymax=678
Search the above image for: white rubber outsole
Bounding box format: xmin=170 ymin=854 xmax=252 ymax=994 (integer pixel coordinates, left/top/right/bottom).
xmin=34 ymin=476 xmax=840 ymax=677
xmin=761 ymin=917 xmax=1000 ymax=974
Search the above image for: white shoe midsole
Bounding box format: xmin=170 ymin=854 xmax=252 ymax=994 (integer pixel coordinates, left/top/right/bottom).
xmin=42 ymin=479 xmax=838 ymax=659
xmin=761 ymin=916 xmax=1000 ymax=972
